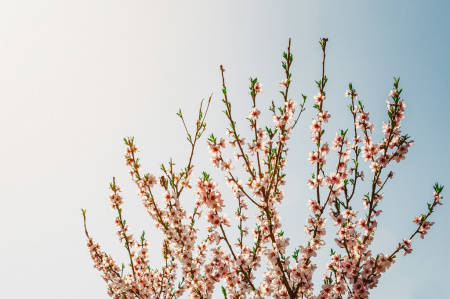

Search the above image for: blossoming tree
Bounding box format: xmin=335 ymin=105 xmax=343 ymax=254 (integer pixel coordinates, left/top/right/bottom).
xmin=82 ymin=38 xmax=444 ymax=299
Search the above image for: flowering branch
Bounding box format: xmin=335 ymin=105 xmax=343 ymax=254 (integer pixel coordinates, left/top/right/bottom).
xmin=82 ymin=38 xmax=444 ymax=299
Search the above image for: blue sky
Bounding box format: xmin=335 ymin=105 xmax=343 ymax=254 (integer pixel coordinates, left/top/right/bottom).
xmin=0 ymin=1 xmax=449 ymax=298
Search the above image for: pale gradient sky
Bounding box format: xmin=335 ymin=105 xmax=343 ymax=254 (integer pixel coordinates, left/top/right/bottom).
xmin=0 ymin=1 xmax=449 ymax=298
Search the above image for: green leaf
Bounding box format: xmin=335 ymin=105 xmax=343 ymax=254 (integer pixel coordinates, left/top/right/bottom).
xmin=221 ymin=286 xmax=227 ymax=297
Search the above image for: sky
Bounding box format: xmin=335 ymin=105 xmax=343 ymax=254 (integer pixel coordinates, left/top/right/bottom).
xmin=0 ymin=1 xmax=449 ymax=298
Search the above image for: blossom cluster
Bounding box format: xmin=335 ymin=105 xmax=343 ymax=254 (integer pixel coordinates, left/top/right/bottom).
xmin=82 ymin=38 xmax=444 ymax=299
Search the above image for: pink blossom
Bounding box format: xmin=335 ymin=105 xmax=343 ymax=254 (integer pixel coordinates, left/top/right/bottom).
xmin=318 ymin=110 xmax=331 ymax=122
xmin=221 ymin=159 xmax=234 ymax=172
xmin=314 ymin=92 xmax=326 ymax=104
xmin=310 ymin=119 xmax=321 ymax=134
xmin=434 ymin=191 xmax=443 ymax=205
xmin=388 ymin=89 xmax=399 ymax=97
xmin=255 ymin=82 xmax=263 ymax=93
xmin=249 ymin=107 xmax=261 ymax=120
xmin=413 ymin=215 xmax=422 ymax=224
xmin=279 ymin=79 xmax=288 ymax=87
